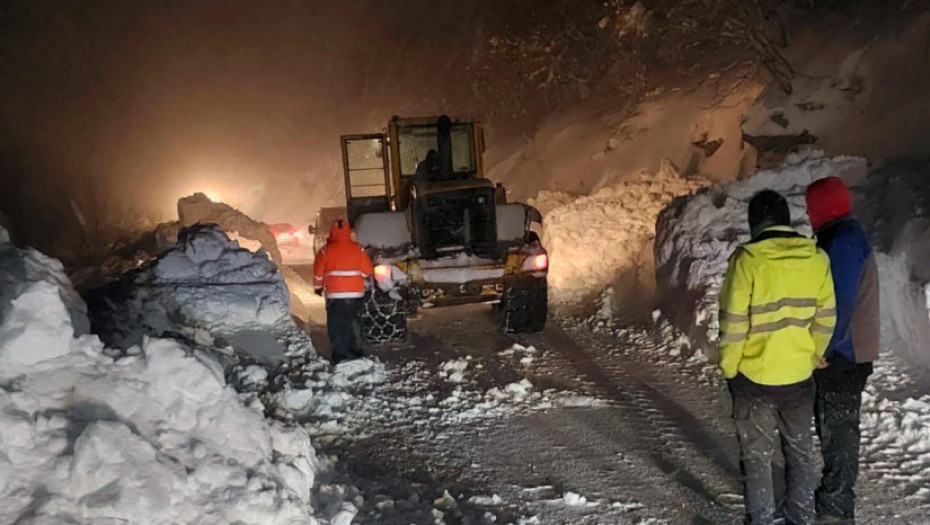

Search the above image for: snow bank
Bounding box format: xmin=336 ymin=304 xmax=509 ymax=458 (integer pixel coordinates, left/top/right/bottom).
xmin=91 ymin=223 xmax=294 ymax=350
xmin=857 ymin=162 xmax=930 ymax=376
xmin=0 ymin=238 xmax=324 ymax=524
xmin=532 ymin=160 xmax=710 ymax=315
xmin=653 ymin=152 xmax=867 ymax=358
xmin=860 ymin=354 xmax=930 ymax=496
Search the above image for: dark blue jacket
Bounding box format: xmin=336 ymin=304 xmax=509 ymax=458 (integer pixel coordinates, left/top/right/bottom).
xmin=815 ymin=217 xmax=880 ymax=364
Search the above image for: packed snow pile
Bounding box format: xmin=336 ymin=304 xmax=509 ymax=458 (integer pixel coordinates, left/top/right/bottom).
xmin=0 ymin=233 xmax=331 ymax=524
xmin=531 ymin=160 xmax=710 ymax=315
xmin=176 ymin=193 xmax=315 ymax=320
xmin=89 ymin=224 xmax=294 ymax=350
xmin=654 ymin=152 xmax=867 ymax=358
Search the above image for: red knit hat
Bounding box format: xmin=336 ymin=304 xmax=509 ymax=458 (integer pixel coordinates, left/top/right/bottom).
xmin=805 ymin=176 xmax=852 ymax=232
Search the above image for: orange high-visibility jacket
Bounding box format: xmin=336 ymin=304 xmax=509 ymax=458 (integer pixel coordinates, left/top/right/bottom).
xmin=313 ymin=220 xmax=373 ymax=299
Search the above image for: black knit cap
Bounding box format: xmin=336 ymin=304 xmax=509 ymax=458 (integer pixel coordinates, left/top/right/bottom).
xmin=748 ymin=190 xmax=791 ymax=238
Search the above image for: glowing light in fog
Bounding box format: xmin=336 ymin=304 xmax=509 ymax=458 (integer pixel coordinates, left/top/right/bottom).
xmin=201 ymin=190 xmax=222 ymax=203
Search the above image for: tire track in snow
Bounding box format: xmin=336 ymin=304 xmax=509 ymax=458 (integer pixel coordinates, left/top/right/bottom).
xmin=516 ymin=323 xmax=743 ymax=523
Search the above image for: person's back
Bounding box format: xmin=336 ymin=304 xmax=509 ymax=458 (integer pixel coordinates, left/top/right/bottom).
xmin=313 ymin=220 xmax=373 ymax=362
xmin=719 ymin=227 xmax=836 ymax=385
xmin=805 ymin=176 xmax=880 ymax=523
xmin=718 ymin=190 xmax=836 ymax=525
xmin=313 ymin=220 xmax=371 ymax=300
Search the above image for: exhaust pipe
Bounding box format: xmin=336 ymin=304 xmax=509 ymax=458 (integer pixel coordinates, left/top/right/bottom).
xmin=437 ymin=115 xmax=454 ymax=181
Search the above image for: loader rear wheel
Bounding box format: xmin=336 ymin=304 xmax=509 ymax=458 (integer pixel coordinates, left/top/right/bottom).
xmin=500 ymin=276 xmax=548 ymax=333
xmin=361 ymin=287 xmax=408 ymax=342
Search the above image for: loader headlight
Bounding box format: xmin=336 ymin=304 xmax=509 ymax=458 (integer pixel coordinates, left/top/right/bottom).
xmin=523 ymin=254 xmax=548 ymax=271
xmin=374 ymin=264 xmax=392 ymax=281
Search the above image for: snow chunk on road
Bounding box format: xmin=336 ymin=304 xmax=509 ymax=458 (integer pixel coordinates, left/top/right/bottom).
xmin=489 ymin=379 xmax=534 ymax=400
xmin=279 ymin=358 xmax=387 ymax=419
xmin=561 ymin=491 xmax=589 ymax=507
xmin=440 ymin=358 xmax=470 ymax=383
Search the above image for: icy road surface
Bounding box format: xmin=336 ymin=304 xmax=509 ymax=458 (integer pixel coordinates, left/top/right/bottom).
xmin=304 ymin=304 xmax=930 ymax=525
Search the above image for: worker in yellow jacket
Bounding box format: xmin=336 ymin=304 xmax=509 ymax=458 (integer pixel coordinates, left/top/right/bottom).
xmin=718 ymin=190 xmax=836 ymax=525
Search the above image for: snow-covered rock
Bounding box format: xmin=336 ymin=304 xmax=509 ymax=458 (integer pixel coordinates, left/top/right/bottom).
xmin=0 ymin=239 xmax=325 ymax=525
xmin=533 ymin=160 xmax=710 ymax=316
xmin=654 ymin=152 xmax=867 ymax=358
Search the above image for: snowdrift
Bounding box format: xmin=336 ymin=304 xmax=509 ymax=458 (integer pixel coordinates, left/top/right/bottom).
xmin=531 ymin=160 xmax=710 ymax=317
xmin=0 ymin=225 xmax=327 ymax=525
xmin=653 ymin=152 xmax=867 ymax=359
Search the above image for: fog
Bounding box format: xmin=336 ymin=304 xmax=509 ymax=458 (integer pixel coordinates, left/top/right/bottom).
xmin=0 ymin=0 xmax=504 ymax=256
xmin=3 ymin=0 xmax=919 ymax=260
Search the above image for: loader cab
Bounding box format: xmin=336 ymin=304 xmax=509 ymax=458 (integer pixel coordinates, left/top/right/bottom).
xmin=391 ymin=116 xmax=484 ymax=207
xmin=340 ymin=115 xmax=487 ymax=224
xmin=341 ymin=116 xmax=497 ymax=259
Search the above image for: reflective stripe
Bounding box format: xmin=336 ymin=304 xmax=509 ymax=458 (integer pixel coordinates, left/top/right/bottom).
xmin=748 ymin=317 xmax=813 ymax=335
xmin=325 ymin=291 xmax=365 ymax=299
xmin=720 ymin=332 xmax=747 ymax=343
xmin=815 ymin=308 xmax=837 ymax=318
xmin=749 ymin=298 xmax=817 ymax=315
xmin=720 ymin=311 xmax=749 ymax=323
xmin=325 ymin=270 xmax=367 ymax=277
xmin=313 ymin=276 xmax=324 ymax=283
xmin=811 ymin=322 xmax=834 ymax=334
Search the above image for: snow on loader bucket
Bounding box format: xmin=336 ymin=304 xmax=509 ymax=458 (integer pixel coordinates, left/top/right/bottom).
xmin=332 ymin=115 xmax=548 ymax=342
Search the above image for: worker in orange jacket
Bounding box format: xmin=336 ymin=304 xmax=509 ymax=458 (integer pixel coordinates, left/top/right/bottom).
xmin=313 ymin=219 xmax=373 ymax=363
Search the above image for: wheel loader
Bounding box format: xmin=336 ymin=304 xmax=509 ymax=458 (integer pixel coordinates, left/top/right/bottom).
xmin=337 ymin=115 xmax=548 ymax=341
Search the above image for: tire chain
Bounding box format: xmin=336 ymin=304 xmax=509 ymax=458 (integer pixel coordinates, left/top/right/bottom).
xmin=361 ymin=289 xmax=407 ymax=342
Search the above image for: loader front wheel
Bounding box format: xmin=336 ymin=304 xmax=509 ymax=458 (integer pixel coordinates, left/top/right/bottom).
xmin=500 ymin=276 xmax=548 ymax=333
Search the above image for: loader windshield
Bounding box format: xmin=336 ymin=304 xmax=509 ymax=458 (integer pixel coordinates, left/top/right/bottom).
xmin=397 ymin=123 xmax=476 ymax=178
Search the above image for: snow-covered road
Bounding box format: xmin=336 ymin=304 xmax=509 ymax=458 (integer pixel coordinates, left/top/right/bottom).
xmin=306 ymin=304 xmax=930 ymax=525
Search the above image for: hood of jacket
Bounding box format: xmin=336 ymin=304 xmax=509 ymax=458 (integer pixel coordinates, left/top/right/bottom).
xmin=806 ymin=176 xmax=852 ymax=232
xmin=328 ymin=219 xmax=353 ymax=244
xmin=742 ymin=226 xmax=819 ymax=261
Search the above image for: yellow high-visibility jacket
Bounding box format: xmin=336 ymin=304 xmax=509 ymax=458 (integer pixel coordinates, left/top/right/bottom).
xmin=718 ymin=226 xmax=837 ymax=386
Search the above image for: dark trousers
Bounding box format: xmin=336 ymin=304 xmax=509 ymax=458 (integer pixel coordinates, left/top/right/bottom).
xmin=730 ymin=374 xmax=816 ymax=525
xmin=814 ymin=358 xmax=872 ymax=521
xmin=325 ymin=298 xmax=363 ymax=363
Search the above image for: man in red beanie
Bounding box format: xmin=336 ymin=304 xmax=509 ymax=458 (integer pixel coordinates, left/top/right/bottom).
xmin=805 ymin=177 xmax=880 ymax=524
